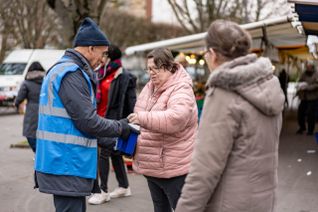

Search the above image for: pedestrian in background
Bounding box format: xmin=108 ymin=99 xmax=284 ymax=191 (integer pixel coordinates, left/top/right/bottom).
xmin=34 ymin=17 xmax=132 ymax=212
xmin=176 ymin=20 xmax=285 ymax=212
xmin=15 ymin=61 xmax=45 ymax=153
xmin=296 ymin=61 xmax=318 ymax=135
xmin=88 ymin=44 xmax=136 ymax=205
xmin=278 ymin=68 xmax=289 ymax=107
xmin=128 ymin=48 xmax=198 ymax=212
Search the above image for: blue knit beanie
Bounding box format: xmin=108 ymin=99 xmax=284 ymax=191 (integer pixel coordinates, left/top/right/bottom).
xmin=73 ymin=17 xmax=110 ymax=47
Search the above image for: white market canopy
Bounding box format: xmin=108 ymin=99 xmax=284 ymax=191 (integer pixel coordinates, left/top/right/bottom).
xmin=125 ymin=16 xmax=310 ymax=59
xmin=288 ymin=0 xmax=318 ymax=6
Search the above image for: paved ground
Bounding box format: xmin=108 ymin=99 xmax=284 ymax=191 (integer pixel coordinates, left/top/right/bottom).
xmin=275 ymin=111 xmax=318 ymax=212
xmin=0 ymin=110 xmax=318 ymax=212
xmin=0 ymin=113 xmax=152 ymax=212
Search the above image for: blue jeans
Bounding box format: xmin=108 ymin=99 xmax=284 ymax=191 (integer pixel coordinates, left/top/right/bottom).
xmin=26 ymin=137 xmax=36 ymax=153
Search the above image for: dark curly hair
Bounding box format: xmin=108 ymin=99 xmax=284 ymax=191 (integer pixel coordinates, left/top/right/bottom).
xmin=108 ymin=44 xmax=122 ymax=61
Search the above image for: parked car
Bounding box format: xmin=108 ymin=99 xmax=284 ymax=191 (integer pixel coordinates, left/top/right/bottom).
xmin=0 ymin=49 xmax=65 ymax=107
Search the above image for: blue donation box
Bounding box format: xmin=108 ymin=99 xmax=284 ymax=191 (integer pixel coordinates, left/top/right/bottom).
xmin=116 ymin=123 xmax=140 ymax=156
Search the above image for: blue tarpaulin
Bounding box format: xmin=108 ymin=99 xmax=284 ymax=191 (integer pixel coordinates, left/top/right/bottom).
xmin=291 ymin=0 xmax=318 ymax=35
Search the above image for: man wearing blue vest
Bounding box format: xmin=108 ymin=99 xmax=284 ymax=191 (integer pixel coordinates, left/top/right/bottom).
xmin=34 ymin=17 xmax=131 ymax=212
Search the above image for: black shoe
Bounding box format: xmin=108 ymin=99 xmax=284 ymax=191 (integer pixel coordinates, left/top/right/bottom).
xmin=307 ymin=132 xmax=314 ymax=136
xmin=296 ymin=129 xmax=304 ymax=134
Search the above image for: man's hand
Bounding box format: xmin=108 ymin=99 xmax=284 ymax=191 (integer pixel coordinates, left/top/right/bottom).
xmin=127 ymin=113 xmax=140 ymax=125
xmin=118 ymin=118 xmax=131 ymax=141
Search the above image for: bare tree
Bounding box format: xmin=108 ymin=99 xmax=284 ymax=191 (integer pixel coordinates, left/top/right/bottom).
xmin=46 ymin=0 xmax=122 ymax=46
xmin=167 ymin=0 xmax=288 ymax=33
xmin=0 ymin=0 xmax=60 ymax=62
xmin=0 ymin=1 xmax=12 ymax=62
xmin=101 ymin=10 xmax=187 ymax=48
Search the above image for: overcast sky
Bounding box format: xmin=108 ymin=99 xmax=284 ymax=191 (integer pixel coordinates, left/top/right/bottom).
xmin=151 ymin=0 xmax=291 ymax=25
xmin=152 ymin=0 xmax=179 ymax=24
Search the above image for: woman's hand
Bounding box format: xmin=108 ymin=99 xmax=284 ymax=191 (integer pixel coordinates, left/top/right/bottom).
xmin=127 ymin=113 xmax=140 ymax=125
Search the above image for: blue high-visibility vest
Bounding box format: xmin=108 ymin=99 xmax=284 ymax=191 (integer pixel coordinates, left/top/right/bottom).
xmin=34 ymin=56 xmax=97 ymax=179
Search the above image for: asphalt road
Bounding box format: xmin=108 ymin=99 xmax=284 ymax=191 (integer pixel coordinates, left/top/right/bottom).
xmin=0 ymin=113 xmax=152 ymax=212
xmin=0 ymin=110 xmax=318 ymax=212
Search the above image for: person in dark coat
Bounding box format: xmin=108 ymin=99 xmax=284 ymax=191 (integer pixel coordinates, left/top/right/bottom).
xmin=15 ymin=61 xmax=45 ymax=153
xmin=88 ymin=44 xmax=137 ymax=205
xmin=278 ymin=68 xmax=289 ymax=107
xmin=296 ymin=62 xmax=318 ymax=135
xmin=34 ymin=17 xmax=132 ymax=212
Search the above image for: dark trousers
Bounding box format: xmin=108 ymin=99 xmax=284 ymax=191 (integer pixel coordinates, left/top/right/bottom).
xmin=99 ymin=148 xmax=129 ymax=192
xmin=298 ymin=100 xmax=318 ymax=134
xmin=26 ymin=137 xmax=36 ymax=152
xmin=53 ymin=195 xmax=86 ymax=212
xmin=145 ymin=174 xmax=187 ymax=212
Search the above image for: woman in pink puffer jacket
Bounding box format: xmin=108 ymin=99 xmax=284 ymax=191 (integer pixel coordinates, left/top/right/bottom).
xmin=128 ymin=48 xmax=198 ymax=212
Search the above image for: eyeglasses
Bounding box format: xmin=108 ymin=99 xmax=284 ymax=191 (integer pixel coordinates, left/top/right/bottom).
xmin=144 ymin=66 xmax=161 ymax=74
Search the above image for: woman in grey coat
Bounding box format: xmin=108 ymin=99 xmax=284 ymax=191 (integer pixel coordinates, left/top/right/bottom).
xmin=15 ymin=62 xmax=45 ymax=153
xmin=176 ymin=20 xmax=285 ymax=212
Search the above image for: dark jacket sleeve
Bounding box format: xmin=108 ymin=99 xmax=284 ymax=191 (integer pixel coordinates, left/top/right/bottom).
xmin=306 ymin=73 xmax=318 ymax=91
xmin=123 ymin=74 xmax=137 ymax=118
xmin=58 ymin=70 xmax=123 ymax=138
xmin=15 ymin=81 xmax=28 ymax=108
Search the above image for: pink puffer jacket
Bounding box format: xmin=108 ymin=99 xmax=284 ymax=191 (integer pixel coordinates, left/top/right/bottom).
xmin=133 ymin=65 xmax=198 ymax=178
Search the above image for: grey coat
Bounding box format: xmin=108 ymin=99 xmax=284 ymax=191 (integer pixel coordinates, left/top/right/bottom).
xmin=15 ymin=71 xmax=45 ymax=138
xmin=176 ymin=54 xmax=285 ymax=212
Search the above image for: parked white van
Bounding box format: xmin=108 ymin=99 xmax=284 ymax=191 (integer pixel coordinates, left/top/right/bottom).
xmin=0 ymin=49 xmax=65 ymax=106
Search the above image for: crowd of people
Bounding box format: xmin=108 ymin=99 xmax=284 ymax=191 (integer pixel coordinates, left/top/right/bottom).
xmin=16 ymin=16 xmax=318 ymax=212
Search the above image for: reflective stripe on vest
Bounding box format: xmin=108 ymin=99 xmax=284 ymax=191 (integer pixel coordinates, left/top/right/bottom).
xmin=37 ymin=130 xmax=97 ymax=148
xmin=39 ymin=105 xmax=69 ymax=118
xmin=39 ymin=61 xmax=95 ymax=118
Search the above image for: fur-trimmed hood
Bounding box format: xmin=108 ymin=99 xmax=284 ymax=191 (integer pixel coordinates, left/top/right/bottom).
xmin=26 ymin=70 xmax=45 ymax=83
xmin=206 ymin=54 xmax=284 ymax=116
